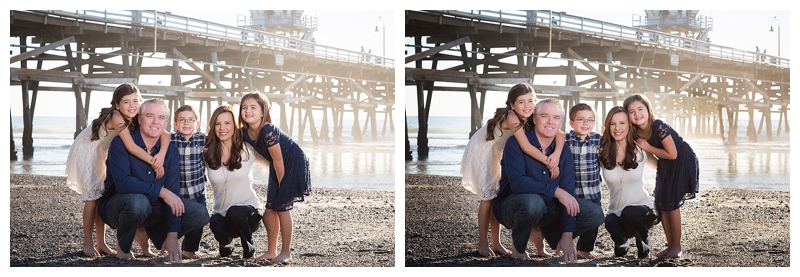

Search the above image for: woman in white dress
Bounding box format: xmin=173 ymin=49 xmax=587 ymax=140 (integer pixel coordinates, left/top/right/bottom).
xmin=598 ymin=106 xmax=659 ymax=260
xmin=204 ymin=105 xmax=267 ymax=260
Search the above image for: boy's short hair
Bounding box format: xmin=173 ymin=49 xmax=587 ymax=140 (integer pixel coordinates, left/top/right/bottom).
xmin=568 ymin=103 xmax=595 ymax=120
xmin=174 ymin=105 xmax=199 ymax=122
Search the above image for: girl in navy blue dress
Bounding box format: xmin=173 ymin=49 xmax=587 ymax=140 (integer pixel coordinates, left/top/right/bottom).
xmin=239 ymin=92 xmax=311 ymax=263
xmin=624 ymin=94 xmax=698 ymax=258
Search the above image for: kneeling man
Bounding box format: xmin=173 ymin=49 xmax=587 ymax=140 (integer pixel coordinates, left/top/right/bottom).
xmin=98 ymin=98 xmax=210 ymax=262
xmin=493 ymin=98 xmax=605 ymax=262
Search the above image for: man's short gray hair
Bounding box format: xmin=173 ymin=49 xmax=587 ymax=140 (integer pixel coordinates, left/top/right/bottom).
xmin=139 ymin=98 xmax=170 ymax=117
xmin=534 ymin=98 xmax=564 ymax=119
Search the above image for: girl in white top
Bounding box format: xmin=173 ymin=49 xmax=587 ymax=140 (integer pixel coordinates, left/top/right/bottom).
xmin=598 ymin=106 xmax=658 ymax=260
xmin=204 ymin=105 xmax=268 ymax=260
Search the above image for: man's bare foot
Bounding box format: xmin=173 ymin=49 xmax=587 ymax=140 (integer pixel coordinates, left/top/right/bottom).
xmin=83 ymin=244 xmax=100 ymax=257
xmin=577 ymin=250 xmax=596 ymax=260
xmin=491 ymin=244 xmax=511 ymax=256
xmin=272 ymin=252 xmax=292 ymax=264
xmin=509 ymin=244 xmax=530 ymax=260
xmin=182 ymin=250 xmax=202 ymax=259
xmin=114 ymin=244 xmax=135 ymax=260
xmin=478 ymin=244 xmax=495 ymax=257
xmin=255 ymin=252 xmax=277 ymax=261
xmin=656 ymin=247 xmax=671 ymax=257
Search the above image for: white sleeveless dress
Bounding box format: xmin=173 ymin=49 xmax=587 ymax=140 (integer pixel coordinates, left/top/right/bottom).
xmin=460 ymin=124 xmax=514 ymax=201
xmin=65 ymin=123 xmax=118 ymax=201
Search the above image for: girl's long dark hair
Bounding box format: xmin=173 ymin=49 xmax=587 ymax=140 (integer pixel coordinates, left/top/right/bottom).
xmin=204 ymin=105 xmax=247 ymax=171
xmin=484 ymin=83 xmax=536 ymax=141
xmin=622 ymin=94 xmax=656 ymax=139
xmin=89 ymin=83 xmax=140 ymax=141
xmin=598 ymin=106 xmax=642 ymax=171
xmin=239 ymin=92 xmax=272 ymax=142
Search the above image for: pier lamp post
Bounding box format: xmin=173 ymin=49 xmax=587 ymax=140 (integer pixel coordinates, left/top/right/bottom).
xmin=769 ymin=16 xmax=780 ymax=57
xmin=375 ymin=16 xmax=385 ymax=57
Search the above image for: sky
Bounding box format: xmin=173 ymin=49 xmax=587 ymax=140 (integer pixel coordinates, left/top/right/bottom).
xmin=7 ymin=9 xmax=396 ymax=117
xmin=404 ymin=9 xmax=792 ymax=118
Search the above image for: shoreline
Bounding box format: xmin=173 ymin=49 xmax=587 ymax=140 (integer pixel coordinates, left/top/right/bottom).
xmin=9 ymin=174 xmax=395 ymax=267
xmin=405 ymin=174 xmax=790 ymax=267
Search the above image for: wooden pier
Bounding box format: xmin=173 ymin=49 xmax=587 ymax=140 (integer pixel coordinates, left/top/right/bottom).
xmin=10 ymin=10 xmax=394 ymax=159
xmin=405 ymin=10 xmax=789 ymax=159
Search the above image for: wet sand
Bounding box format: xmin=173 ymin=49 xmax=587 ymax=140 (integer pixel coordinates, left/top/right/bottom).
xmin=405 ymin=174 xmax=790 ymax=267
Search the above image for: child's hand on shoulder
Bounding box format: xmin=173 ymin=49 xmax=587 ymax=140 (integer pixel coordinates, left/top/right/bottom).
xmin=546 ymin=156 xmax=560 ymax=179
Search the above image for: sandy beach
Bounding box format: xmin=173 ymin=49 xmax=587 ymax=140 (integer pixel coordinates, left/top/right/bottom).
xmin=9 ymin=174 xmax=394 ymax=267
xmin=405 ymin=174 xmax=790 ymax=267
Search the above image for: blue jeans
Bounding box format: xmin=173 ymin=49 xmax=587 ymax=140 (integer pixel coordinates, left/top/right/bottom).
xmin=182 ymin=195 xmax=208 ymax=252
xmin=500 ymin=193 xmax=604 ymax=254
xmin=576 ymin=197 xmax=602 ymax=253
xmin=104 ymin=193 xmax=210 ymax=253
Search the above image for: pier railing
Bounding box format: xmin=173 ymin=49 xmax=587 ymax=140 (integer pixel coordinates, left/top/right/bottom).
xmin=31 ymin=10 xmax=393 ymax=68
xmin=422 ymin=10 xmax=789 ymax=68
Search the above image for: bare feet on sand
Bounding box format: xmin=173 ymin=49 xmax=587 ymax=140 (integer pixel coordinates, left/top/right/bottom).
xmin=272 ymin=252 xmax=292 ymax=264
xmin=97 ymin=243 xmax=117 ymax=256
xmin=577 ymin=250 xmax=596 ymax=260
xmin=666 ymin=248 xmax=682 ymax=258
xmin=114 ymin=244 xmax=135 ymax=260
xmin=182 ymin=251 xmax=202 ymax=259
xmin=255 ymin=252 xmax=277 ymax=261
xmin=478 ymin=242 xmax=494 ymax=257
xmin=510 ymin=247 xmax=530 ymax=260
xmin=491 ymin=244 xmax=511 ymax=256
xmin=83 ymin=244 xmax=100 ymax=257
xmin=135 ymin=227 xmax=156 ymax=257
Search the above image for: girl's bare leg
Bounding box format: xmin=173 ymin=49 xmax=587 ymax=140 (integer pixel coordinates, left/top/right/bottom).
xmin=666 ymin=209 xmax=683 ymax=258
xmin=477 ymin=200 xmax=494 ymax=256
xmin=272 ymin=211 xmax=293 ymax=264
xmin=94 ymin=209 xmax=116 ymax=255
xmin=256 ymin=210 xmax=279 ymax=260
xmin=135 ymin=227 xmax=155 ymax=257
xmin=488 ymin=204 xmax=509 ymax=255
xmin=82 ymin=200 xmax=100 ymax=257
xmin=529 ymin=227 xmax=552 ymax=257
xmin=656 ymin=211 xmax=673 ymax=257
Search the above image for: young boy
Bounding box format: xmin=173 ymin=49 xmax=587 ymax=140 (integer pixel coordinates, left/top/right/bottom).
xmin=566 ymin=103 xmax=603 ymax=259
xmin=170 ymin=105 xmax=209 ymax=259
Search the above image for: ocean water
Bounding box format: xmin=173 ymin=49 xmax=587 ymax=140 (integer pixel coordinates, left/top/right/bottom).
xmin=405 ymin=116 xmax=790 ymax=192
xmin=10 ymin=116 xmax=395 ymax=191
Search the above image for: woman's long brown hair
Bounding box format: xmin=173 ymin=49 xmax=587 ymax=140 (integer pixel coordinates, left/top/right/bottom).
xmin=598 ymin=106 xmax=642 ymax=171
xmin=204 ymin=105 xmax=248 ymax=171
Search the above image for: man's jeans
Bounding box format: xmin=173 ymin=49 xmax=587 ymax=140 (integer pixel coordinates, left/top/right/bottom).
xmin=182 ymin=195 xmax=209 ymax=252
xmin=500 ymin=193 xmax=604 ymax=254
xmin=104 ymin=193 xmax=210 ymax=254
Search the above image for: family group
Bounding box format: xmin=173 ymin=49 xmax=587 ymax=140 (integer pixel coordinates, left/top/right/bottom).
xmin=461 ymin=83 xmax=699 ymax=262
xmin=65 ymin=83 xmax=311 ymax=264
